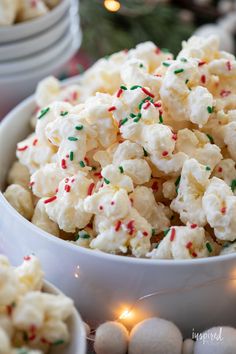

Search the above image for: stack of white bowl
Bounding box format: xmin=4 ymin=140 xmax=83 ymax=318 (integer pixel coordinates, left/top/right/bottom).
xmin=0 ymin=0 xmax=81 ymax=118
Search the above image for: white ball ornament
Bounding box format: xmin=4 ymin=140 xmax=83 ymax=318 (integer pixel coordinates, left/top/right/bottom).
xmin=182 ymin=339 xmax=195 ymax=354
xmin=194 ymin=327 xmax=236 ymax=354
xmin=129 ymin=317 xmax=183 ymax=354
xmin=94 ymin=321 xmax=129 ymax=354
xmin=194 ymin=24 xmax=234 ymax=53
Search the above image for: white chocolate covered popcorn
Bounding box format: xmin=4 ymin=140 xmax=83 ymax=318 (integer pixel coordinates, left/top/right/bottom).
xmin=7 ymin=161 xmax=30 ymax=189
xmin=0 ymin=0 xmax=18 ymax=26
xmin=16 ymin=0 xmax=49 ymax=23
xmin=0 ymin=256 xmax=74 ymax=353
xmin=202 ymin=177 xmax=236 ymax=241
xmin=7 ymin=35 xmax=236 ymax=259
xmin=4 ymin=184 xmax=34 ymax=220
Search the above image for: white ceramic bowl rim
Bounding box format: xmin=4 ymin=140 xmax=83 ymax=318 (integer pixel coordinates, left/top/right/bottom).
xmin=1 ymin=76 xmax=236 ymax=267
xmin=0 ymin=0 xmax=68 ymax=33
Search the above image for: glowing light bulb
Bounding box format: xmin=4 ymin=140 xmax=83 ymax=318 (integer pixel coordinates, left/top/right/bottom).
xmin=119 ymin=309 xmax=132 ymax=320
xmin=74 ymin=265 xmax=80 ymax=279
xmin=104 ymin=0 xmax=121 ymax=12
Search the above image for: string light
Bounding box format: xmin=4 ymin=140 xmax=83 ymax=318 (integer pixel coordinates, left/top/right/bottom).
xmin=119 ymin=309 xmax=133 ymax=320
xmin=74 ymin=265 xmax=80 ymax=278
xmin=104 ymin=0 xmax=121 ymax=12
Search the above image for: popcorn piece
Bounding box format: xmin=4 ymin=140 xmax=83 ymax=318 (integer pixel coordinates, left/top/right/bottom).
xmin=177 ymin=35 xmax=220 ymax=61
xmin=130 ymin=186 xmax=171 ymax=234
xmin=14 ymin=255 xmax=44 ymax=295
xmin=171 ymin=158 xmax=211 ymax=226
xmin=0 ymin=0 xmax=18 ymax=26
xmin=16 ymin=0 xmax=49 ymax=23
xmin=16 ymin=134 xmax=56 ymax=174
xmin=32 ymin=199 xmax=60 ymax=236
xmin=202 ymin=177 xmax=236 ymax=241
xmin=0 ymin=256 xmax=19 ymax=306
xmin=35 ymin=77 xmax=61 ymax=108
xmin=220 ymin=242 xmax=236 ymax=255
xmin=44 ymin=173 xmax=93 ymax=233
xmin=43 ymin=0 xmax=60 ymax=8
xmin=7 ymin=161 xmax=30 ymax=189
xmin=176 ymin=129 xmax=222 ymax=170
xmin=0 ymin=327 xmax=11 ymax=354
xmin=223 ymin=122 xmax=236 ymax=161
xmin=4 ymin=184 xmax=34 ymax=220
xmin=101 ymin=165 xmax=134 ymax=192
xmin=213 ymin=159 xmax=236 ymax=189
xmin=147 ymin=225 xmax=209 ymax=259
xmin=162 ymin=179 xmax=177 ymax=200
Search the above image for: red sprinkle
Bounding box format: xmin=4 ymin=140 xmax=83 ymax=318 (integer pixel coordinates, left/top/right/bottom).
xmin=55 ymin=188 xmax=58 ymax=193
xmin=111 ymin=201 xmax=115 ymax=205
xmin=64 ymin=185 xmax=71 ymax=193
xmin=162 ymin=150 xmax=168 ymax=157
xmin=24 ymin=256 xmax=31 ymax=261
xmin=6 ymin=305 xmax=12 ymax=316
xmin=17 ymin=145 xmax=28 ymax=151
xmin=155 ymin=47 xmax=161 ymax=55
xmin=142 ymin=87 xmax=154 ymax=98
xmin=30 ymin=324 xmax=36 ymax=333
xmin=61 ymin=159 xmax=67 ymax=169
xmin=170 ymin=228 xmax=176 ymax=242
xmin=154 ymin=102 xmax=161 ymax=108
xmin=190 ymin=224 xmax=197 ymax=229
xmin=143 ymin=101 xmax=151 ymax=110
xmin=33 ymin=139 xmax=38 ymax=146
xmin=41 ymin=338 xmax=49 ymax=344
xmin=65 ymin=178 xmax=69 ymax=183
xmin=218 ymin=167 xmax=223 ymax=173
xmin=220 ymin=90 xmax=231 ymax=98
xmin=221 ymin=207 xmax=226 ymax=214
xmin=116 ymin=88 xmax=123 ymax=98
xmin=127 ymin=220 xmax=135 ymax=235
xmin=198 ymin=61 xmax=206 ymax=66
xmin=192 ymin=251 xmax=198 ymax=258
xmin=94 ymin=172 xmax=102 ymax=179
xmin=108 ymin=106 xmax=117 ymax=112
xmin=115 ymin=220 xmax=121 ymax=232
xmin=29 ymin=181 xmax=35 ymax=187
xmin=84 ymin=157 xmax=89 ymax=165
xmin=99 ymin=205 xmax=103 ymax=210
xmin=44 ymin=196 xmax=57 ymax=204
xmin=152 ymin=181 xmax=158 ymax=191
xmin=143 ymin=231 xmax=148 ymax=237
xmin=226 ymin=61 xmax=232 ymax=71
xmin=201 ymin=75 xmax=206 ymax=84
xmin=72 ymin=91 xmax=78 ymax=101
xmin=87 ymin=183 xmax=95 ymax=196
xmin=186 ymin=241 xmax=193 ymax=249
xmin=29 ymin=334 xmax=36 ymax=341
xmin=172 ymin=133 xmax=177 ymax=141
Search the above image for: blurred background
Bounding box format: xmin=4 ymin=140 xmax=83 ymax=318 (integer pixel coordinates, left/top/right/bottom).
xmin=1 ymin=0 xmax=236 ymax=118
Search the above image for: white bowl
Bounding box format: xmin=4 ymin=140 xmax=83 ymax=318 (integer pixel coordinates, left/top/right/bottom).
xmin=43 ymin=280 xmax=86 ymax=354
xmin=0 ymin=77 xmax=236 ymax=337
xmin=0 ymin=0 xmax=70 ymax=44
xmin=0 ymin=22 xmax=81 ymax=119
xmin=0 ymin=13 xmax=70 ymax=62
xmin=0 ymin=20 xmax=77 ymax=76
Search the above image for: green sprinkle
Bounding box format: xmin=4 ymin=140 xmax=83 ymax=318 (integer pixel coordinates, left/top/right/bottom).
xmin=104 ymin=178 xmax=110 ymax=184
xmin=139 ymin=63 xmax=144 ymax=68
xmin=119 ymin=166 xmax=124 ymax=173
xmin=174 ymin=68 xmax=184 ymax=74
xmin=152 ymin=228 xmax=156 ymax=237
xmin=130 ymin=85 xmax=142 ymax=90
xmin=79 ymin=161 xmax=85 ymax=167
xmin=143 ymin=147 xmax=148 ymax=157
xmin=53 ymin=339 xmax=65 ymax=346
xmin=206 ymin=133 xmax=214 ymax=144
xmin=138 ymin=97 xmax=152 ymax=110
xmin=206 ymin=166 xmax=211 ymax=171
xmin=68 ymin=136 xmax=78 ymax=141
xmin=77 ymin=63 xmax=85 ymax=73
xmin=104 ymin=55 xmax=110 ymax=60
xmin=223 ymin=242 xmax=230 ymax=248
xmin=69 ymin=151 xmax=74 ymax=161
xmin=120 ymin=117 xmax=128 ymax=126
xmin=206 ymin=242 xmax=213 ymax=253
xmin=231 ymin=179 xmax=236 ymax=192
xmin=185 ymin=79 xmax=189 ymax=84
xmin=38 ymin=107 xmax=50 ymax=119
xmin=161 ymin=48 xmax=170 ymax=53
xmin=155 ymin=242 xmax=160 ymax=249
xmin=180 ymin=57 xmax=187 ymax=62
xmin=130 ymin=113 xmax=136 ymax=118
xmin=175 ymin=176 xmax=181 ymax=187
xmin=207 ymin=106 xmax=214 ymax=113
xmin=75 ymin=231 xmax=90 ymax=241
xmin=75 ymin=124 xmax=83 ymax=130
xmin=134 ymin=113 xmax=142 ymax=122
xmin=163 ymin=228 xmax=170 ymax=236
xmin=159 ymin=115 xmax=163 ymax=124
xmin=162 ymin=62 xmax=170 ymax=67
xmin=60 ymin=111 xmax=68 ymax=116
xmin=120 ymin=85 xmax=127 ymax=90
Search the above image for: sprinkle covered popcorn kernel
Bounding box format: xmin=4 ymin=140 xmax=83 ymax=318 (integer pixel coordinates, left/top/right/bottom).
xmin=5 ymin=35 xmax=236 ymax=259
xmin=0 ymin=255 xmax=74 ymax=353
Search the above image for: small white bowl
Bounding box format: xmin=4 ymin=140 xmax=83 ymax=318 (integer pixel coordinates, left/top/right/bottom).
xmin=0 ymin=76 xmax=236 ymax=337
xmin=0 ymin=0 xmax=70 ymax=44
xmin=0 ymin=19 xmax=81 ymax=118
xmin=43 ymin=280 xmax=86 ymax=354
xmin=0 ymin=14 xmax=70 ymax=62
xmin=0 ymin=22 xmax=76 ymax=76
